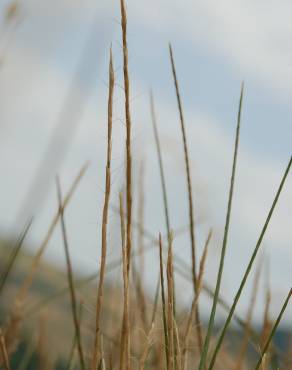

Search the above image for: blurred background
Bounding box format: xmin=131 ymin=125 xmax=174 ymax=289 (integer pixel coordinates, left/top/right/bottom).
xmin=0 ymin=0 xmax=291 ymax=330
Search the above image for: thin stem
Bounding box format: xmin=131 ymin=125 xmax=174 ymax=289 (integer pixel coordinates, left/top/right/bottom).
xmin=56 ymin=177 xmax=85 ymax=370
xmin=169 ymin=44 xmax=202 ymax=353
xmin=0 ymin=218 xmax=33 ymax=295
xmin=91 ymin=47 xmax=115 ymax=370
xmin=120 ymin=0 xmax=133 ymax=276
xmin=159 ymin=234 xmax=169 ymax=370
xmin=254 ymin=289 xmax=291 ymax=370
xmin=199 ymin=82 xmax=244 ymax=370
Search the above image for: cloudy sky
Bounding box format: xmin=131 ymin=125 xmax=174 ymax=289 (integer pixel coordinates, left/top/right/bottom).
xmin=0 ymin=0 xmax=291 ymax=325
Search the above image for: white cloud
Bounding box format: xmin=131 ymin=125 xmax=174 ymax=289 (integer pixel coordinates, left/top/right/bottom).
xmin=128 ymin=0 xmax=292 ymax=95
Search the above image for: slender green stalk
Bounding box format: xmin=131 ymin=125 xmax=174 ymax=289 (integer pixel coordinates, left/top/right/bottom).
xmin=235 ymin=259 xmax=263 ymax=370
xmin=169 ymin=43 xmax=203 ymax=354
xmin=150 ymin=91 xmax=171 ymax=236
xmin=0 ymin=218 xmax=33 ymax=295
xmin=254 ymin=289 xmax=291 ymax=370
xmin=56 ymin=177 xmax=85 ymax=370
xmin=198 ymin=83 xmax=244 ymax=370
xmin=207 ymin=156 xmax=292 ymax=370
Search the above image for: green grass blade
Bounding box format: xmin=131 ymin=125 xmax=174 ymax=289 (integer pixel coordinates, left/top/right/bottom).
xmin=254 ymin=289 xmax=291 ymax=370
xmin=0 ymin=218 xmax=33 ymax=295
xmin=207 ymin=156 xmax=292 ymax=370
xmin=198 ymin=83 xmax=244 ymax=370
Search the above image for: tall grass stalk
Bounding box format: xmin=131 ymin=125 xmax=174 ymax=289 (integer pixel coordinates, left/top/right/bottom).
xmin=198 ymin=83 xmax=244 ymax=370
xmin=91 ymin=47 xmax=115 ymax=370
xmin=169 ymin=44 xmax=202 ymax=353
xmin=150 ymin=91 xmax=171 ymax=236
xmin=56 ymin=177 xmax=85 ymax=370
xmin=235 ymin=259 xmax=263 ymax=370
xmin=0 ymin=218 xmax=33 ymax=295
xmin=120 ymin=0 xmax=133 ymax=276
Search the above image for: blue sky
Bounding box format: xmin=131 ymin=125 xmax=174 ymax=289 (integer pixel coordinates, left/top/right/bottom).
xmin=0 ymin=0 xmax=291 ymax=325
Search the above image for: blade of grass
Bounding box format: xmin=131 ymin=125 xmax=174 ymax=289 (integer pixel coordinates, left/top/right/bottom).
xmin=150 ymin=273 xmax=161 ymax=327
xmin=235 ymin=259 xmax=263 ymax=370
xmin=56 ymin=176 xmax=85 ymax=370
xmin=150 ymin=91 xmax=171 ymax=237
xmin=91 ymin=47 xmax=115 ymax=370
xmin=169 ymin=43 xmax=203 ymax=353
xmin=254 ymin=289 xmax=292 ymax=370
xmin=18 ymin=162 xmax=89 ymax=301
xmin=198 ymin=82 xmax=244 ymax=370
xmin=207 ymin=156 xmax=292 ymax=370
xmin=0 ymin=218 xmax=33 ymax=295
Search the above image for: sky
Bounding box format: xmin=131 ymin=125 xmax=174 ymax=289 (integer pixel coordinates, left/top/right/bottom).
xmin=0 ymin=0 xmax=291 ymax=325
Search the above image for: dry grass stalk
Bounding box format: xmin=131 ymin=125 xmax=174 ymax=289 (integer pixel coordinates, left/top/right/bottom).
xmin=139 ymin=324 xmax=155 ymax=370
xmin=120 ymin=0 xmax=133 ymax=276
xmin=4 ymin=163 xmax=88 ymax=355
xmin=159 ymin=234 xmax=169 ymax=370
xmin=166 ymin=233 xmax=175 ymax=370
xmin=169 ymin=43 xmax=202 ymax=354
xmin=119 ymin=193 xmax=131 ymax=370
xmin=18 ymin=162 xmax=89 ymax=302
xmin=91 ymin=48 xmax=115 ymax=370
xmin=174 ymin=319 xmax=182 ymax=370
xmin=56 ymin=177 xmax=85 ymax=370
xmin=235 ymin=260 xmax=263 ymax=370
xmin=66 ymin=302 xmax=83 ymax=370
xmin=3 ymin=297 xmax=22 ymax=356
xmin=0 ymin=328 xmax=10 ymax=370
xmin=183 ymin=229 xmax=212 ymax=370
